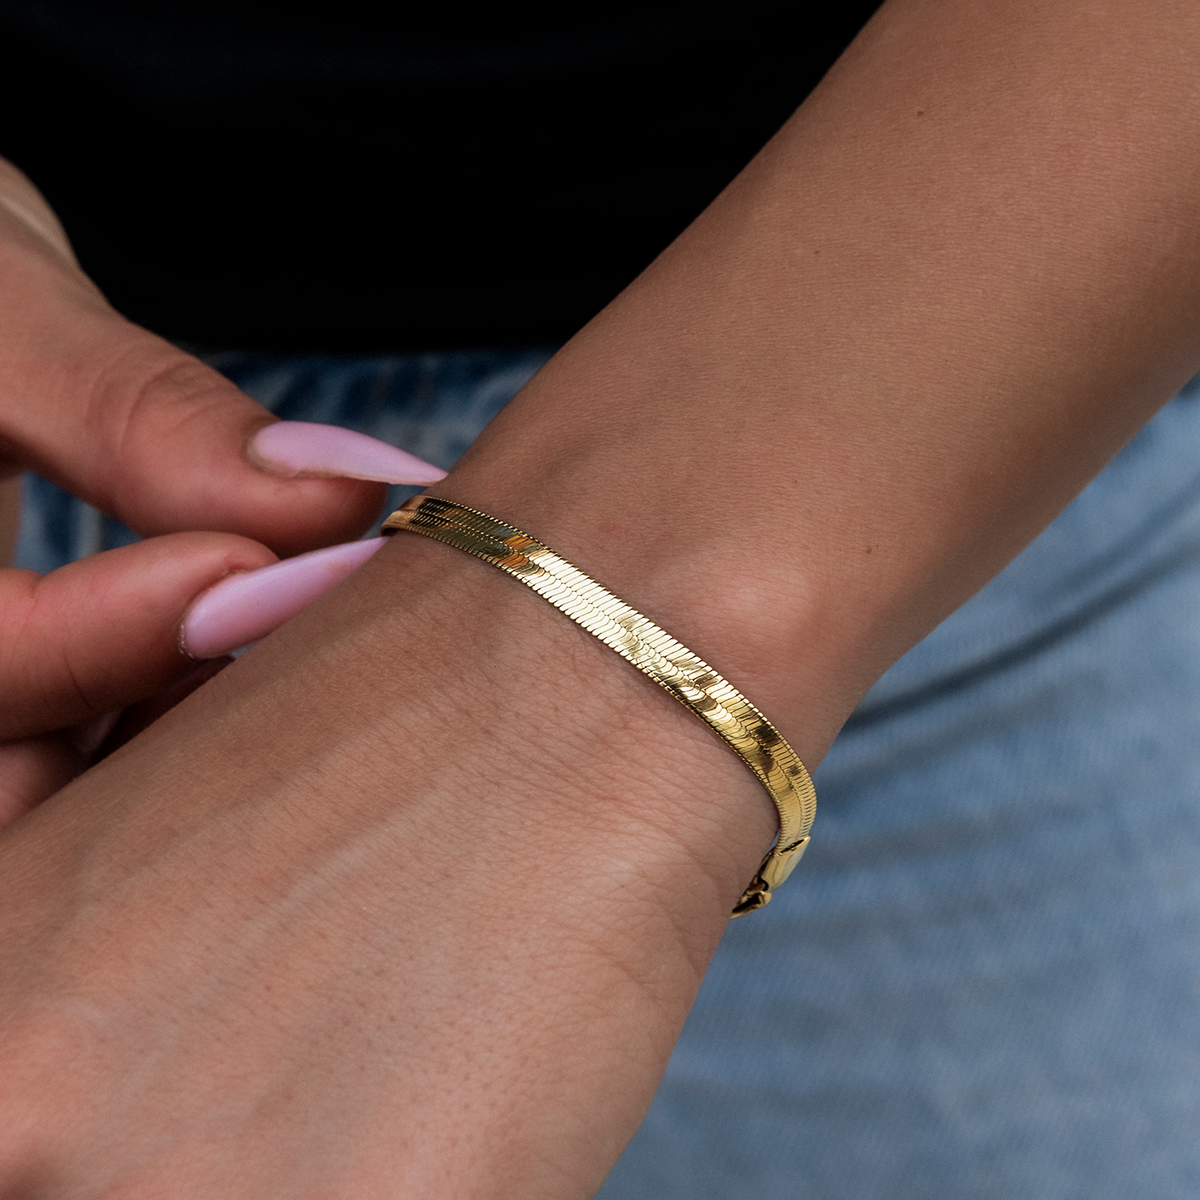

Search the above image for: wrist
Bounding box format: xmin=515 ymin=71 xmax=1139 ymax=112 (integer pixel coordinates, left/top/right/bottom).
xmin=354 ymin=533 xmax=783 ymax=939
xmin=426 ymin=444 xmax=863 ymax=766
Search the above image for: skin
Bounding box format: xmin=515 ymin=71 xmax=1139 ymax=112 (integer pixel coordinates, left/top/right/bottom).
xmin=3 ymin=0 xmax=1200 ymax=1194
xmin=0 ymin=476 xmax=18 ymax=566
xmin=0 ymin=156 xmax=388 ymax=820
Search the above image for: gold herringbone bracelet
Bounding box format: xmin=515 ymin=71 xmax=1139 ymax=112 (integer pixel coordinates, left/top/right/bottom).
xmin=381 ymin=495 xmax=816 ymax=916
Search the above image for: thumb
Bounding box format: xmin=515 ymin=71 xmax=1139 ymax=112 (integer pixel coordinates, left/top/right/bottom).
xmin=0 ymin=172 xmax=443 ymax=554
xmin=1 ymin=317 xmax=444 ymax=556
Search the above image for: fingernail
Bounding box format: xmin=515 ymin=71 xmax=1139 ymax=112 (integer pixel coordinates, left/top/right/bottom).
xmin=181 ymin=538 xmax=386 ymax=659
xmin=249 ymin=421 xmax=448 ymax=484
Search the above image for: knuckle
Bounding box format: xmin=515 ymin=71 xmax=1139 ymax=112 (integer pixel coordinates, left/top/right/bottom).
xmin=86 ymin=342 xmax=243 ymax=470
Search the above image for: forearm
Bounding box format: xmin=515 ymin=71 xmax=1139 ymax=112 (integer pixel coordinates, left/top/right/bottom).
xmin=442 ymin=0 xmax=1200 ymax=752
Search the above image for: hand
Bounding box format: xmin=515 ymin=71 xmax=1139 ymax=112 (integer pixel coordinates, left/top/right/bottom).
xmin=0 ymin=530 xmax=771 ymax=1198
xmin=0 ymin=159 xmax=443 ymax=823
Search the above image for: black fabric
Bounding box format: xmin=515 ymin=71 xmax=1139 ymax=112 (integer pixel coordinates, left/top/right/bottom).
xmin=0 ymin=2 xmax=882 ymax=351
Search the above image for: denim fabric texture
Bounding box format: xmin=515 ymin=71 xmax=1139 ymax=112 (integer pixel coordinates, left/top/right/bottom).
xmin=16 ymin=352 xmax=1200 ymax=1199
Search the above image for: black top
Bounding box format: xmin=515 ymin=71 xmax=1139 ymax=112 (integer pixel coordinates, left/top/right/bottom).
xmin=0 ymin=2 xmax=880 ymax=351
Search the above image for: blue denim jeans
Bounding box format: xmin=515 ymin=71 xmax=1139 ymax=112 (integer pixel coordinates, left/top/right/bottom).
xmin=17 ymin=351 xmax=1200 ymax=1198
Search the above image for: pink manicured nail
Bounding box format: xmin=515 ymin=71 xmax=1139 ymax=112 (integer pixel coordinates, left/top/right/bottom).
xmin=249 ymin=421 xmax=447 ymax=484
xmin=181 ymin=538 xmax=386 ymax=659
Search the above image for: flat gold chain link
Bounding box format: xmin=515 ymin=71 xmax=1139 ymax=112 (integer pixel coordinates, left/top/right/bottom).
xmin=381 ymin=495 xmax=816 ymax=916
